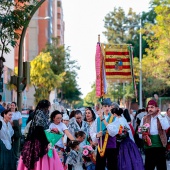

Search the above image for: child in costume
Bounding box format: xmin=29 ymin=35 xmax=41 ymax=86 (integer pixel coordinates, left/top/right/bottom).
xmin=66 ymin=140 xmax=83 ymax=170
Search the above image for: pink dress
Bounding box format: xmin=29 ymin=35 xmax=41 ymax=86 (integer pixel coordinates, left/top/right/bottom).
xmin=17 ymin=149 xmax=64 ymax=170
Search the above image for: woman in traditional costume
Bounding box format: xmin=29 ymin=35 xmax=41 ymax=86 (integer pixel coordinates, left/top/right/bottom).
xmin=68 ymin=110 xmax=89 ymax=146
xmin=111 ymin=107 xmax=144 ymax=170
xmin=85 ymin=107 xmax=96 ymax=142
xmin=17 ymin=100 xmax=64 ymax=170
xmin=0 ymin=109 xmax=16 ymax=170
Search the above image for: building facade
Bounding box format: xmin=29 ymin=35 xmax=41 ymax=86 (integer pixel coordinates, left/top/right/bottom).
xmin=13 ymin=0 xmax=65 ymax=108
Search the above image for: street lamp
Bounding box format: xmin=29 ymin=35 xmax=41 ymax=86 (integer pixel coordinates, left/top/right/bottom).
xmin=123 ymin=18 xmax=143 ymax=108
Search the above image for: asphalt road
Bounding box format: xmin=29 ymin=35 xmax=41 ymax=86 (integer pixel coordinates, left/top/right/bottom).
xmin=142 ymin=155 xmax=170 ymax=170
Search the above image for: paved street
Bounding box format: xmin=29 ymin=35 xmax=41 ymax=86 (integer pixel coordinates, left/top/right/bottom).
xmin=142 ymin=155 xmax=170 ymax=169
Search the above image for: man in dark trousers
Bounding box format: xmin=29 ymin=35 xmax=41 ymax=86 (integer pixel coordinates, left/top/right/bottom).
xmin=140 ymin=100 xmax=169 ymax=170
xmin=90 ymin=98 xmax=120 ymax=170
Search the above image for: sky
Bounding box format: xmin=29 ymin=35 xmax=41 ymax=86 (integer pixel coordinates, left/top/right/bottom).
xmin=62 ymin=0 xmax=151 ymax=98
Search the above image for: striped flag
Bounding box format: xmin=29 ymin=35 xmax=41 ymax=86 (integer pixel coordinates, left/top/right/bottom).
xmin=95 ymin=43 xmax=107 ymax=97
xmin=104 ymin=44 xmax=132 ymax=82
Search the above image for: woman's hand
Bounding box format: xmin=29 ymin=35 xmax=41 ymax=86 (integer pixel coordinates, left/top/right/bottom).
xmin=51 ymin=128 xmax=59 ymax=133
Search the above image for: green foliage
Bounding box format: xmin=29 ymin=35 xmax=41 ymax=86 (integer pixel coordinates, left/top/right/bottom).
xmin=103 ymin=7 xmax=140 ymax=44
xmin=44 ymin=38 xmax=66 ymax=75
xmin=44 ymin=37 xmax=82 ymax=105
xmin=103 ymin=6 xmax=157 ymax=58
xmin=83 ymin=82 xmax=135 ymax=108
xmin=73 ymin=99 xmax=84 ymax=109
xmin=30 ymin=52 xmax=64 ymax=104
xmin=0 ymin=0 xmax=38 ymax=58
xmin=141 ymin=0 xmax=170 ymax=97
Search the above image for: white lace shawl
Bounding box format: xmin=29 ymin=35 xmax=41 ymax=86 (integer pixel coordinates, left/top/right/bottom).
xmin=0 ymin=119 xmax=14 ymax=150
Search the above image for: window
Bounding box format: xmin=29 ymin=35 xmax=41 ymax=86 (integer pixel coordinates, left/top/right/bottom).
xmin=57 ymin=13 xmax=61 ymax=19
xmin=57 ymin=24 xmax=61 ymax=30
xmin=57 ymin=36 xmax=60 ymax=44
xmin=57 ymin=1 xmax=61 ymax=7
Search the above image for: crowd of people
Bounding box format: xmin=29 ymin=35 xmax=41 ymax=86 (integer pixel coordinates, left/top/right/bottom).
xmin=0 ymin=96 xmax=170 ymax=170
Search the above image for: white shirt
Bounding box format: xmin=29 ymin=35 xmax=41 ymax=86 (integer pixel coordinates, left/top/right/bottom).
xmin=11 ymin=111 xmax=22 ymax=121
xmin=49 ymin=122 xmax=68 ymax=148
xmin=90 ymin=116 xmax=120 ymax=143
xmin=139 ymin=114 xmax=169 ymax=138
xmin=118 ymin=116 xmax=134 ymax=141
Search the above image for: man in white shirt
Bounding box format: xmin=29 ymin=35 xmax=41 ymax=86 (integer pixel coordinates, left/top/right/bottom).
xmin=90 ymin=98 xmax=120 ymax=170
xmin=140 ymin=100 xmax=169 ymax=170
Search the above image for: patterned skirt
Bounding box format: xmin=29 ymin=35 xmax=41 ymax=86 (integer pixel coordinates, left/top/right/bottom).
xmin=0 ymin=140 xmax=16 ymax=170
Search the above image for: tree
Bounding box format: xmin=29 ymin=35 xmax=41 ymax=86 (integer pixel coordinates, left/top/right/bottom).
xmin=44 ymin=38 xmax=82 ymax=105
xmin=0 ymin=0 xmax=39 ymax=76
xmin=83 ymin=82 xmax=131 ymax=108
xmin=141 ymin=0 xmax=170 ymax=97
xmin=103 ymin=6 xmax=158 ymax=58
xmin=44 ymin=38 xmax=66 ymax=75
xmin=73 ymin=99 xmax=84 ymax=109
xmin=103 ymin=7 xmax=140 ymax=44
xmin=83 ymin=84 xmax=98 ymax=107
xmin=124 ymin=83 xmax=135 ymax=110
xmin=30 ymin=52 xmax=65 ymax=104
xmin=59 ymin=71 xmax=82 ymax=103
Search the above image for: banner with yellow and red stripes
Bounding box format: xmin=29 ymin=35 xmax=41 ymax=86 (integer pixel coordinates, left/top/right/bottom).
xmin=104 ymin=44 xmax=132 ymax=82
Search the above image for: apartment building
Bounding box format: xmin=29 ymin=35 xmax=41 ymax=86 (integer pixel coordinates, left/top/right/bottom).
xmin=13 ymin=0 xmax=65 ymax=108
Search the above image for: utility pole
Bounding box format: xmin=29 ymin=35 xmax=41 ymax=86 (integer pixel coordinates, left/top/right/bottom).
xmin=139 ymin=18 xmax=143 ymax=109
